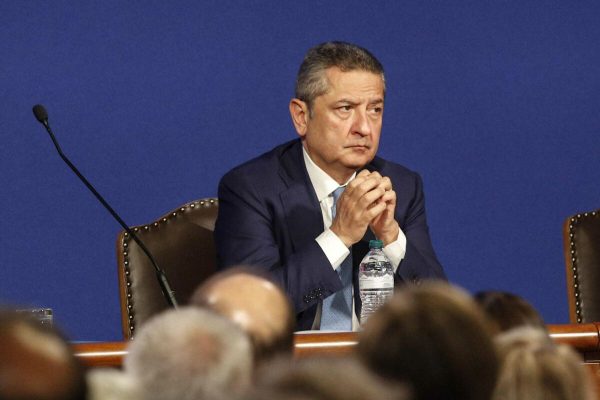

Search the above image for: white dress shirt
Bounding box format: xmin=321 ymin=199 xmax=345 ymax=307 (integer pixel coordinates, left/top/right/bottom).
xmin=302 ymin=147 xmax=407 ymax=330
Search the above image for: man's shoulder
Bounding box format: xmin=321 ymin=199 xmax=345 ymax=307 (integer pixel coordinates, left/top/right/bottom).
xmin=368 ymin=155 xmax=420 ymax=181
xmin=221 ymin=139 xmax=301 ymax=184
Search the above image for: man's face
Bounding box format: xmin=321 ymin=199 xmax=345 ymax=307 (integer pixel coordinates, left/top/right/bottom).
xmin=297 ymin=67 xmax=384 ymax=183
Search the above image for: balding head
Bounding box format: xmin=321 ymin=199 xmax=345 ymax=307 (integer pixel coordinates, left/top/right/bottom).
xmin=0 ymin=311 xmax=87 ymax=400
xmin=191 ymin=268 xmax=295 ymax=364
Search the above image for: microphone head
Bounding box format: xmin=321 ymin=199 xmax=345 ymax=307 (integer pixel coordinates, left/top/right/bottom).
xmin=32 ymin=104 xmax=48 ymax=123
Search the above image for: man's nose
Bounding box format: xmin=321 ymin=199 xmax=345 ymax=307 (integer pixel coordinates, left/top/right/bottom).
xmin=351 ymin=108 xmax=371 ymax=136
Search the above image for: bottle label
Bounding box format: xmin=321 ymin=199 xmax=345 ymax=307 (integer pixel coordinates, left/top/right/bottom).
xmin=359 ymin=277 xmax=394 ymax=290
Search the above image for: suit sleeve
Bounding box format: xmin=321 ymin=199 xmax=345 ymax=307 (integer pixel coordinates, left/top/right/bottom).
xmin=396 ymin=172 xmax=447 ymax=282
xmin=214 ymin=172 xmax=342 ymax=314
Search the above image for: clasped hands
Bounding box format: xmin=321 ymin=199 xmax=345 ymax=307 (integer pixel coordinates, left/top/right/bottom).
xmin=330 ymin=169 xmax=400 ymax=248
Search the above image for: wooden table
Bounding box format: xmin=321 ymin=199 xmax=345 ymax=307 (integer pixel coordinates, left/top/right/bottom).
xmin=73 ymin=323 xmax=600 ymax=367
xmin=73 ymin=323 xmax=600 ymax=397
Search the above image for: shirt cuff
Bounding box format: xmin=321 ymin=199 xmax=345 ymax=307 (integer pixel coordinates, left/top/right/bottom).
xmin=383 ymin=228 xmax=407 ymax=273
xmin=316 ymin=229 xmax=351 ymax=270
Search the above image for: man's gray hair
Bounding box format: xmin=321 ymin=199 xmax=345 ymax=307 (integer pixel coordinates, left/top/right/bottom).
xmin=295 ymin=41 xmax=385 ymax=111
xmin=124 ymin=307 xmax=253 ymax=400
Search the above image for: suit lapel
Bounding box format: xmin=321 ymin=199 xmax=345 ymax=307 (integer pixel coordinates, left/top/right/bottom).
xmin=278 ymin=141 xmax=323 ymax=251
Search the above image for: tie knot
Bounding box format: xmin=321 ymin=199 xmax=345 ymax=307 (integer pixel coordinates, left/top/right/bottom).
xmin=332 ymin=186 xmax=345 ymax=204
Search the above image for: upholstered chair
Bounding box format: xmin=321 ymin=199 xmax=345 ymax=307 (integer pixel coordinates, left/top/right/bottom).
xmin=563 ymin=209 xmax=600 ymax=323
xmin=116 ymin=198 xmax=218 ymax=339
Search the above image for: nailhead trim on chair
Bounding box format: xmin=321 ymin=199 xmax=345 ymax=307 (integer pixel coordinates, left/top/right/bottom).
xmin=568 ymin=210 xmax=598 ymax=323
xmin=120 ymin=198 xmax=218 ymax=339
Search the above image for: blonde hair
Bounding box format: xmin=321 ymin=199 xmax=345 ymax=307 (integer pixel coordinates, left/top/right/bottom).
xmin=493 ymin=327 xmax=595 ymax=400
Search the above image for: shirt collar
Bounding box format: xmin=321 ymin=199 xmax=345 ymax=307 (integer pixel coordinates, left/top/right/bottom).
xmin=302 ymin=146 xmax=356 ymax=202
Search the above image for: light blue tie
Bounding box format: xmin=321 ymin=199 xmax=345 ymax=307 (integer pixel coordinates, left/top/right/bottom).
xmin=321 ymin=186 xmax=353 ymax=331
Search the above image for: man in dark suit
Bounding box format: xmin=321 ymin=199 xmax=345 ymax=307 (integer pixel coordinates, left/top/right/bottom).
xmin=215 ymin=41 xmax=446 ymax=331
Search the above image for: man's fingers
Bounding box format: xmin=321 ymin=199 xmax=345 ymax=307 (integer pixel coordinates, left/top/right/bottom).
xmin=379 ymin=189 xmax=396 ymax=204
xmin=345 ymin=172 xmax=392 ymax=202
xmin=336 ymin=173 xmax=394 ymax=239
xmin=379 ymin=176 xmax=392 ymax=191
xmin=367 ymin=170 xmax=382 ymax=180
xmin=365 ymin=200 xmax=387 ymax=220
xmin=357 ymin=169 xmax=371 ymax=178
xmin=360 ymin=186 xmax=387 ymax=208
xmin=348 ymin=174 xmax=382 ymax=198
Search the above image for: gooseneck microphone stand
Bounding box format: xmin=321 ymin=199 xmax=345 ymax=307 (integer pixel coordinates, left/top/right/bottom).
xmin=32 ymin=104 xmax=178 ymax=308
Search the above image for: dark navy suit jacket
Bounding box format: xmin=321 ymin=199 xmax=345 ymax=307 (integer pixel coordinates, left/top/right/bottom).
xmin=214 ymin=139 xmax=446 ymax=330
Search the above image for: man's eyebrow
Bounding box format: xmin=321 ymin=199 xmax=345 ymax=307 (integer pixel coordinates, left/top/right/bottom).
xmin=334 ymin=97 xmax=384 ymax=105
xmin=368 ymin=98 xmax=384 ymax=105
xmin=334 ymin=98 xmax=360 ymax=105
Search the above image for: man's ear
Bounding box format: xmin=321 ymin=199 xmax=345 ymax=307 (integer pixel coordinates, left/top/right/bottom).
xmin=289 ymin=98 xmax=309 ymax=137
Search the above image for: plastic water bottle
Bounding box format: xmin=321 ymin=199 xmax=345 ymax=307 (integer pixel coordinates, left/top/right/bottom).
xmin=359 ymin=239 xmax=394 ymax=325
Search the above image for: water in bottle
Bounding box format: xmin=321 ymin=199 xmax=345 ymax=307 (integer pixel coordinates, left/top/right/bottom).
xmin=359 ymin=239 xmax=394 ymax=325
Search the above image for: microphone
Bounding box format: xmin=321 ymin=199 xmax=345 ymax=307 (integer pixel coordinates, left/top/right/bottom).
xmin=31 ymin=104 xmax=178 ymax=308
xmin=32 ymin=104 xmax=49 ymax=126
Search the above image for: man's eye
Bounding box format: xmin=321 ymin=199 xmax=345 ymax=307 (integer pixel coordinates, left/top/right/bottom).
xmin=339 ymin=105 xmax=352 ymax=111
xmin=370 ymin=107 xmax=383 ymax=114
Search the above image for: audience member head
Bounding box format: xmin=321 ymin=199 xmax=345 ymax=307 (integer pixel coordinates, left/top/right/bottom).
xmin=87 ymin=368 xmax=141 ymax=400
xmin=295 ymin=41 xmax=385 ymax=113
xmin=250 ymin=356 xmax=410 ymax=400
xmin=0 ymin=310 xmax=87 ymax=400
xmin=493 ymin=327 xmax=595 ymax=400
xmin=358 ymin=282 xmax=499 ymax=400
xmin=191 ymin=267 xmax=295 ymax=365
xmin=474 ymin=290 xmax=546 ymax=334
xmin=124 ymin=307 xmax=252 ymax=400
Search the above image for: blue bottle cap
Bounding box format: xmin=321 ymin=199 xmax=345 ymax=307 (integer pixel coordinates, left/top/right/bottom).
xmin=369 ymin=239 xmax=384 ymax=249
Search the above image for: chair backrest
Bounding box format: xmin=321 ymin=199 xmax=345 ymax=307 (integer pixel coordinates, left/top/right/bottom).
xmin=563 ymin=209 xmax=600 ymax=323
xmin=116 ymin=198 xmax=218 ymax=339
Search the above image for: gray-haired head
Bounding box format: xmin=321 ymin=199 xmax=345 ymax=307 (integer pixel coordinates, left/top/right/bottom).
xmin=295 ymin=41 xmax=385 ymax=113
xmin=124 ymin=307 xmax=253 ymax=400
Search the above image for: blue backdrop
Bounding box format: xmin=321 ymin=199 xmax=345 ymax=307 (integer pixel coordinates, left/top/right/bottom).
xmin=2 ymin=1 xmax=599 ymax=341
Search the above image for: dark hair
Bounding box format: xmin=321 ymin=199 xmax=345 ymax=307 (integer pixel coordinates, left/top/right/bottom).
xmin=358 ymin=283 xmax=499 ymax=400
xmin=0 ymin=309 xmax=88 ymax=400
xmin=295 ymin=41 xmax=385 ymax=110
xmin=473 ymin=291 xmax=546 ymax=334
